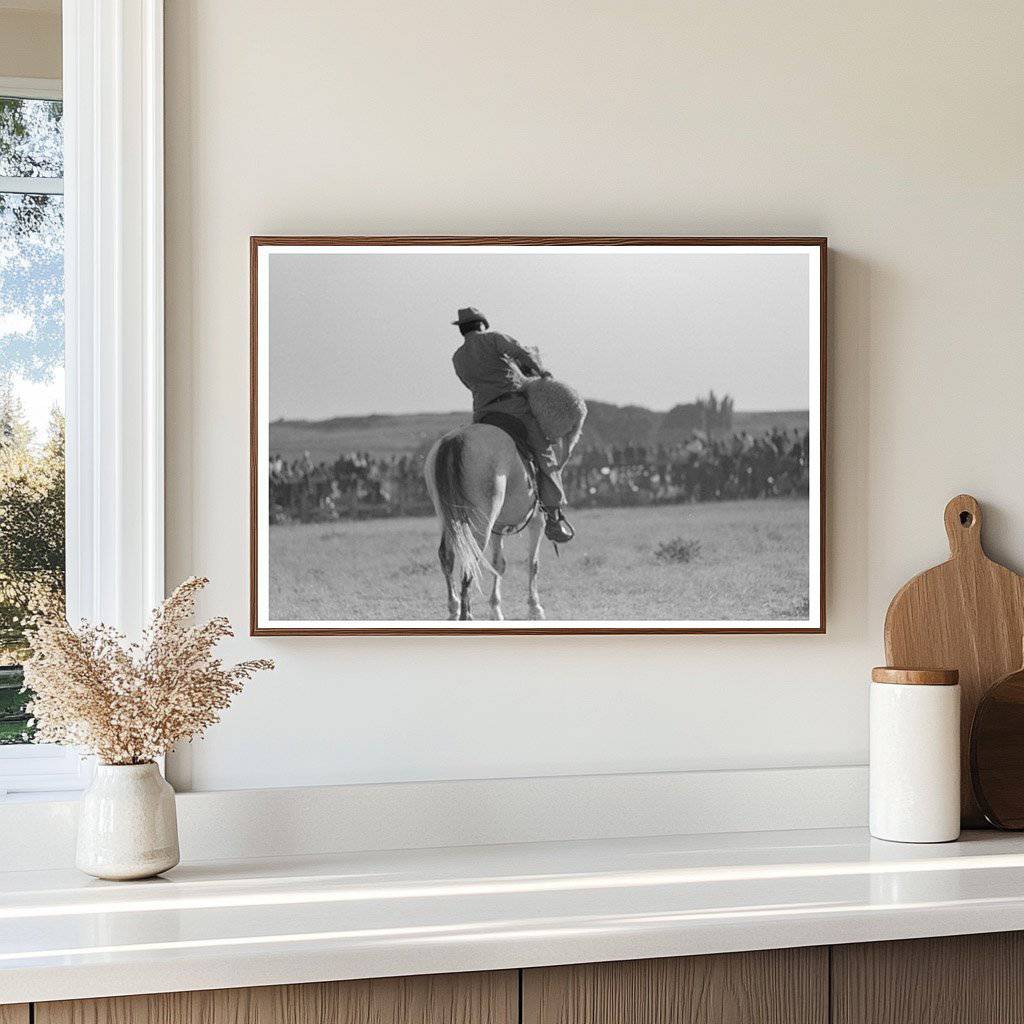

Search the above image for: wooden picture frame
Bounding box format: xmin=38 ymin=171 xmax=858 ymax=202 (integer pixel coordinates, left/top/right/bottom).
xmin=251 ymin=236 xmax=827 ymax=635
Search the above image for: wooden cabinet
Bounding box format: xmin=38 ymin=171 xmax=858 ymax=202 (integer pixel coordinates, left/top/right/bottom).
xmin=522 ymin=948 xmax=828 ymax=1024
xmin=833 ymin=932 xmax=1024 ymax=1024
xmin=34 ymin=971 xmax=517 ymax=1024
xmin=16 ymin=932 xmax=1024 ymax=1024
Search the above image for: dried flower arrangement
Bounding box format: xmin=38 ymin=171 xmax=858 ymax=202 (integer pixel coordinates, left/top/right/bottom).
xmin=22 ymin=577 xmax=273 ymax=765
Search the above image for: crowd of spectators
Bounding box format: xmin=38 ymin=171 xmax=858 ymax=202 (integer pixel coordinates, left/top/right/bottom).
xmin=268 ymin=451 xmax=423 ymax=523
xmin=565 ymin=428 xmax=810 ymax=506
xmin=268 ymin=427 xmax=810 ymax=524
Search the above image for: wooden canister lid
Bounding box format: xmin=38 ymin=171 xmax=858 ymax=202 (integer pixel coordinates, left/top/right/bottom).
xmin=871 ymin=667 xmax=960 ymax=686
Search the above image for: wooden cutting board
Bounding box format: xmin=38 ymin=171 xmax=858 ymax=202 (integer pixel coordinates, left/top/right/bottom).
xmin=884 ymin=494 xmax=1024 ymax=827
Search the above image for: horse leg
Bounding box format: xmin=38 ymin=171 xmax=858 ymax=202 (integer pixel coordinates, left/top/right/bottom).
xmin=489 ymin=533 xmax=507 ymax=620
xmin=459 ymin=574 xmax=473 ymax=621
xmin=438 ymin=536 xmax=458 ymax=620
xmin=526 ymin=512 xmax=545 ymax=620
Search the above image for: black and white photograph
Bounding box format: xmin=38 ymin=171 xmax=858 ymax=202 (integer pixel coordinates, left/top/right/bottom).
xmin=251 ymin=238 xmax=825 ymax=634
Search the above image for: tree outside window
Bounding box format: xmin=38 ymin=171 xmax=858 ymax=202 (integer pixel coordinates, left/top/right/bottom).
xmin=0 ymin=93 xmax=65 ymax=744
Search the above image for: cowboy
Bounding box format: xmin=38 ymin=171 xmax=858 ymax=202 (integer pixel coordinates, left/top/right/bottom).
xmin=450 ymin=307 xmax=574 ymax=543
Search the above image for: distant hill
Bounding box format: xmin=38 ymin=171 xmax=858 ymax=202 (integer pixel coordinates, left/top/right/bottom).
xmin=542 ymin=402 xmax=808 ymax=450
xmin=270 ymin=412 xmax=467 ymax=465
xmin=269 ymin=404 xmax=809 ymax=464
xmin=731 ymin=409 xmax=809 ymax=436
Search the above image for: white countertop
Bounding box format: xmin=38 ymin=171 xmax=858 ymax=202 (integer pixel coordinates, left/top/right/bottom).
xmin=4 ymin=826 xmax=1024 ymax=1005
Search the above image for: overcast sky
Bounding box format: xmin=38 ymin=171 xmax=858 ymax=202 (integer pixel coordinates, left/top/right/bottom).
xmin=268 ymin=248 xmax=812 ymax=420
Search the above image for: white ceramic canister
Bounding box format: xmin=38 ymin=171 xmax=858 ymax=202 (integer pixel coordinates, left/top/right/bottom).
xmin=870 ymin=667 xmax=961 ymax=843
xmin=76 ymin=762 xmax=180 ymax=880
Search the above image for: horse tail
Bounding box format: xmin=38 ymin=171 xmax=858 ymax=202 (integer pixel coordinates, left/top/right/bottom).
xmin=432 ymin=434 xmax=496 ymax=592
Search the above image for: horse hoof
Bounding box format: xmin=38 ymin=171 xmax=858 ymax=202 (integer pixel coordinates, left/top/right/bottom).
xmin=529 ymin=605 xmax=545 ymax=621
xmin=491 ymin=608 xmax=504 ymax=621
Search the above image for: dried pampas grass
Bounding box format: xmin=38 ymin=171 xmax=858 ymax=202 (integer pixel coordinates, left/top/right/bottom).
xmin=23 ymin=577 xmax=273 ymax=765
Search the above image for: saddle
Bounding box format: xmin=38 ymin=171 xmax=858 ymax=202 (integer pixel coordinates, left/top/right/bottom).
xmin=478 ymin=411 xmax=535 ymax=468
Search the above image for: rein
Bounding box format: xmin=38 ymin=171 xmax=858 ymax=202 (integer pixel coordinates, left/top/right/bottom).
xmin=491 ymin=497 xmax=539 ymax=537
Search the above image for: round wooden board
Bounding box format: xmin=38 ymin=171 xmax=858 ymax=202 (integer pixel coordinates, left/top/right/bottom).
xmin=971 ymin=665 xmax=1024 ymax=829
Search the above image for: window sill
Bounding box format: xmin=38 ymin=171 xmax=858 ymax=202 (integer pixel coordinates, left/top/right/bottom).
xmin=0 ymin=744 xmax=92 ymax=801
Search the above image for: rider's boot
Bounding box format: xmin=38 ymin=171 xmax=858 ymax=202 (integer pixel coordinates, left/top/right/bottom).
xmin=543 ymin=507 xmax=575 ymax=543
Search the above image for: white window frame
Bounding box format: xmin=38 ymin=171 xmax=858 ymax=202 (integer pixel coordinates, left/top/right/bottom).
xmin=0 ymin=77 xmax=61 ymax=101
xmin=0 ymin=1 xmax=164 ymax=800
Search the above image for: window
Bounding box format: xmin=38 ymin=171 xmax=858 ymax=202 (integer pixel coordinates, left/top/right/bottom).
xmin=0 ymin=77 xmax=85 ymax=799
xmin=0 ymin=6 xmax=166 ymax=799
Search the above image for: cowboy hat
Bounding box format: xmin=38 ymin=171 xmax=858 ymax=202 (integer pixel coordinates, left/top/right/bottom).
xmin=451 ymin=307 xmax=489 ymax=328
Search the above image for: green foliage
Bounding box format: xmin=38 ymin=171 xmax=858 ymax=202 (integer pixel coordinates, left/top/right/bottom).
xmin=0 ymin=665 xmax=31 ymax=744
xmin=0 ymin=389 xmax=65 ymax=667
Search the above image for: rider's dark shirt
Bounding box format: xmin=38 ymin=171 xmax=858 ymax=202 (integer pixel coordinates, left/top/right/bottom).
xmin=452 ymin=330 xmax=542 ymax=413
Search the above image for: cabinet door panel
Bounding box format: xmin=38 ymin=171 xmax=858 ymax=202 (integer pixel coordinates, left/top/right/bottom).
xmin=36 ymin=970 xmax=517 ymax=1024
xmin=833 ymin=932 xmax=1024 ymax=1024
xmin=0 ymin=1007 xmax=29 ymax=1024
xmin=523 ymin=948 xmax=827 ymax=1024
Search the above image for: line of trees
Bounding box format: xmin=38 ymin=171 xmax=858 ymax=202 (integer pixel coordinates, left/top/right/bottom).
xmin=0 ymin=392 xmax=64 ymax=742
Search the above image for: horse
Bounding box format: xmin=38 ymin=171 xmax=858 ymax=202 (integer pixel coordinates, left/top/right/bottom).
xmin=424 ymin=425 xmax=545 ymax=621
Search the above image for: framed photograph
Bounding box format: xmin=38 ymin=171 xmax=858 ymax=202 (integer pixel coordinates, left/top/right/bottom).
xmin=251 ymin=236 xmax=826 ymax=635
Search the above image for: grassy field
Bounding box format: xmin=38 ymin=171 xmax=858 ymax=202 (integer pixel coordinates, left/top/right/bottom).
xmin=269 ymin=499 xmax=810 ymax=622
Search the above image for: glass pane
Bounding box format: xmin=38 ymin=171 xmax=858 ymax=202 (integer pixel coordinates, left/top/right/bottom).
xmin=0 ymin=187 xmax=65 ymax=745
xmin=0 ymin=97 xmax=63 ymax=178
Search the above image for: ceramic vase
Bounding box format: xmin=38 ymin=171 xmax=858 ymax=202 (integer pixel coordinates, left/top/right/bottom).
xmin=76 ymin=762 xmax=180 ymax=880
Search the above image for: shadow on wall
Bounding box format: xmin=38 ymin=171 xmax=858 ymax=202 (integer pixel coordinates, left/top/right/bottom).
xmin=827 ymin=248 xmax=873 ymax=642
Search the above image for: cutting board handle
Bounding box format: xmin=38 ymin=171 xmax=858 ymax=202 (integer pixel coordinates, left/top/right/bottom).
xmin=944 ymin=493 xmax=983 ymax=558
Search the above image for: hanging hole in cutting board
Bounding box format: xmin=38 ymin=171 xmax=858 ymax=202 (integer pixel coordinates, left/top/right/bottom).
xmin=960 ymin=510 xmax=974 ymax=527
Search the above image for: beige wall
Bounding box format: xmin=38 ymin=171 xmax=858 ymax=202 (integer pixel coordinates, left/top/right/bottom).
xmin=164 ymin=1 xmax=1024 ymax=791
xmin=0 ymin=4 xmax=60 ymax=80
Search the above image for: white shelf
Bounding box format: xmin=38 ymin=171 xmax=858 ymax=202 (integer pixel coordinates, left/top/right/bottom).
xmin=4 ymin=826 xmax=1024 ymax=1004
